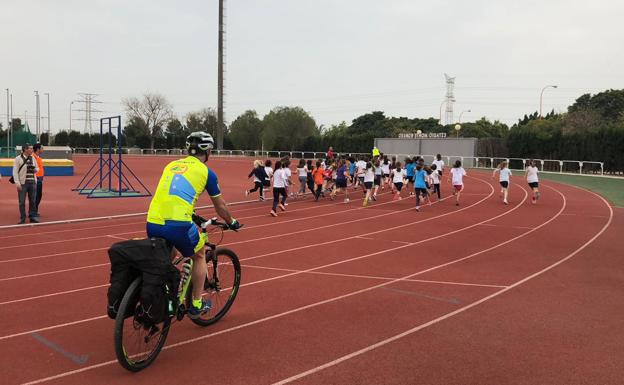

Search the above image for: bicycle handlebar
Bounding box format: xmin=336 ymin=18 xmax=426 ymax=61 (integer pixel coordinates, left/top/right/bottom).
xmin=191 ymin=213 xmax=241 ymax=232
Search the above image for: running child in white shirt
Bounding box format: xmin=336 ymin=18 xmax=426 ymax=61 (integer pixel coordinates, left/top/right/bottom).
xmin=362 ymin=161 xmax=376 ymax=207
xmin=525 ymin=159 xmax=540 ymax=204
xmin=390 ymin=161 xmax=406 ymax=201
xmin=492 ymin=160 xmax=512 ymax=205
xmin=448 ymin=160 xmax=467 ymax=206
xmin=430 ymin=164 xmax=441 ymax=200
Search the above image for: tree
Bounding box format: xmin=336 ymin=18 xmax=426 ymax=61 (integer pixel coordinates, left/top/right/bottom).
xmin=262 ymin=106 xmax=319 ymax=150
xmin=122 ymin=116 xmax=150 ymax=148
xmin=165 ymin=118 xmax=188 ymax=149
xmin=228 ymin=110 xmax=263 ymax=150
xmin=568 ymin=89 xmax=624 ymax=121
xmin=53 ymin=131 xmax=69 ymax=146
xmin=185 ymin=108 xmax=218 ymax=136
xmin=122 ymin=92 xmax=173 ymax=149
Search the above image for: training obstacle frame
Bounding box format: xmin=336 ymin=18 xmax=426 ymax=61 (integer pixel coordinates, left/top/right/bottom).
xmin=72 ymin=116 xmax=152 ymax=198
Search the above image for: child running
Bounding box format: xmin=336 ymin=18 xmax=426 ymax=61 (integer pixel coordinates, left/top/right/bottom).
xmin=306 ymin=159 xmax=315 ymax=193
xmin=414 ymin=164 xmax=430 ymax=211
xmin=362 ymin=161 xmax=375 ymax=206
xmin=270 ymin=160 xmax=288 ymax=217
xmin=296 ymin=158 xmax=308 ymax=197
xmin=429 ymin=163 xmax=441 ymax=200
xmin=525 ymin=159 xmax=541 ymax=204
xmin=380 ymin=156 xmax=390 ymax=189
xmin=390 ymin=161 xmax=406 ymax=200
xmin=263 ymin=159 xmax=273 ymax=194
xmin=372 ymin=158 xmax=382 ymax=200
xmin=330 ymin=159 xmax=350 ymax=203
xmin=448 ymin=160 xmax=467 ymax=206
xmin=404 ymin=157 xmax=415 ymax=196
xmin=492 ymin=160 xmax=512 ymax=204
xmin=245 ymin=159 xmax=268 ymax=201
xmin=312 ymin=161 xmax=325 ymax=201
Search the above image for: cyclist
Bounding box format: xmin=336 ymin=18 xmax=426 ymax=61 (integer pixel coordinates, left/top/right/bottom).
xmin=146 ymin=132 xmax=241 ymax=319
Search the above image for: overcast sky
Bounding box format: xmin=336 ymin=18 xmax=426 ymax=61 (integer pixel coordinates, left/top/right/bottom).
xmin=2 ymin=0 xmax=623 ymax=134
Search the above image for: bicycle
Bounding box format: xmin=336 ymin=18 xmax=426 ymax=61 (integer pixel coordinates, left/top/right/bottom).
xmin=113 ymin=214 xmax=242 ymax=372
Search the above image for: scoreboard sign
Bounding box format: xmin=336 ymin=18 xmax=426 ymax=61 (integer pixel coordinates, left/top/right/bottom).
xmin=397 ymin=132 xmax=447 ymax=139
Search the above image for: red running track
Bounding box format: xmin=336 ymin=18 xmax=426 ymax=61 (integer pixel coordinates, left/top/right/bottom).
xmin=0 ymin=165 xmax=622 ymax=385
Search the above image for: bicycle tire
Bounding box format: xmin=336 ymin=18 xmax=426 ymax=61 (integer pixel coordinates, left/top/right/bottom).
xmin=189 ymin=247 xmax=241 ymax=327
xmin=114 ymin=276 xmax=171 ymax=372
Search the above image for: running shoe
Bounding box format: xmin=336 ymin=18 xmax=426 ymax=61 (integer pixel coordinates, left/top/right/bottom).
xmin=363 ymin=198 xmax=368 ymax=207
xmin=504 ymin=200 xmax=508 ymax=205
xmin=344 ymin=198 xmax=350 ymax=203
xmin=278 ymin=203 xmax=286 ymax=211
xmin=259 ymin=196 xmax=265 ymax=201
xmin=415 ymin=206 xmax=420 ymax=212
xmin=270 ymin=210 xmax=278 ymax=217
xmin=245 ymin=190 xmax=249 ymax=197
xmin=188 ymin=299 xmax=212 ymax=319
xmin=372 ymin=195 xmax=377 ymax=201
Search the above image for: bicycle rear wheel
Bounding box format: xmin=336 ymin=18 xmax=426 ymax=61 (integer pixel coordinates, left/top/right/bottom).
xmin=189 ymin=247 xmax=241 ymax=327
xmin=114 ymin=276 xmax=171 ymax=372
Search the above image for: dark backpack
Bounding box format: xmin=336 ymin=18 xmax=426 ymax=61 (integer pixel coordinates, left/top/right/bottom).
xmin=107 ymin=238 xmax=181 ymax=324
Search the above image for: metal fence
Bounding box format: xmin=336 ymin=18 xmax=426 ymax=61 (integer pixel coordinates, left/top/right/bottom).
xmin=69 ymin=147 xmax=610 ymax=176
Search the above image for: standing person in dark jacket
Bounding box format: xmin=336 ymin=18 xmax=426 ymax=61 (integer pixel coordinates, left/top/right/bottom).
xmin=245 ymin=160 xmax=268 ymax=201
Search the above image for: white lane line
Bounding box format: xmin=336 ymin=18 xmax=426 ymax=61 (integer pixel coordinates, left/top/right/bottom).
xmin=271 ymin=186 xmax=613 ymax=385
xmin=21 ymin=183 xmax=574 ymax=385
xmin=0 ymin=284 xmax=109 ymax=306
xmin=355 ymin=236 xmax=411 ymax=245
xmin=479 ymin=223 xmax=534 ymax=230
xmin=241 ymin=264 xmax=508 ymax=289
xmin=0 ymin=190 xmax=398 ymax=249
xmin=0 ymin=247 xmax=109 ymax=264
xmin=6 ymin=181 xmax=481 ymax=277
xmin=0 ymin=183 xmax=461 ymax=264
xmin=106 ymin=235 xmax=128 ymax=241
xmin=1 ymin=178 xmax=496 ymax=335
xmin=0 ymin=263 xmax=110 ymax=282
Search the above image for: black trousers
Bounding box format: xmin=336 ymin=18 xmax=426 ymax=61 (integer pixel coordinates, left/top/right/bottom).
xmin=35 ymin=177 xmax=44 ymax=213
xmin=249 ymin=181 xmax=263 ymax=197
xmin=272 ymin=187 xmax=287 ymax=211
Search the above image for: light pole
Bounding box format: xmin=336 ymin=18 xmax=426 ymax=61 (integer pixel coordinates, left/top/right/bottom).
xmin=5 ymin=88 xmax=9 ymax=157
xmin=45 ymin=92 xmax=50 ymax=140
xmin=69 ymin=101 xmax=75 ymax=131
xmin=439 ymin=100 xmax=446 ymax=125
xmin=539 ymin=85 xmax=558 ymax=118
xmin=458 ymin=109 xmax=471 ymax=123
xmin=454 ymin=124 xmax=461 ymax=138
xmin=34 ymin=90 xmax=40 ymax=140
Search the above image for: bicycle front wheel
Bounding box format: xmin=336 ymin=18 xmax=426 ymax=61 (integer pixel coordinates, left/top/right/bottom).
xmin=114 ymin=276 xmax=171 ymax=372
xmin=189 ymin=247 xmax=241 ymax=327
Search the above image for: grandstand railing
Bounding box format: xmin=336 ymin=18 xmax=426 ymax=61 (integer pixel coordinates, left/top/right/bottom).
xmin=69 ymin=147 xmax=611 ymax=176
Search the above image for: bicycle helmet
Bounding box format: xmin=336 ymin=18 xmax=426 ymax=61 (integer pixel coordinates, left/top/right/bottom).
xmin=185 ymin=131 xmax=214 ymax=155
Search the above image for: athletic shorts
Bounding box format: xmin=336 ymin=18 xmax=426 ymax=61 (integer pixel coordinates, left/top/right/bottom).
xmin=364 ymin=181 xmax=373 ymax=190
xmin=383 ymin=173 xmax=390 ymax=178
xmin=453 ymin=184 xmax=463 ymax=191
xmin=263 ymin=180 xmax=271 ymax=187
xmin=374 ymin=175 xmax=381 ymax=186
xmin=146 ymin=221 xmax=204 ymax=258
xmin=500 ymin=181 xmax=509 ymax=188
xmin=415 ymin=187 xmax=428 ymax=196
xmin=406 ymin=176 xmax=414 ymax=183
xmin=425 ymin=181 xmax=430 ymax=189
xmin=358 ymin=176 xmax=365 ymax=183
xmin=528 ymin=182 xmax=539 ymax=188
xmin=394 ymin=182 xmax=403 ymax=191
xmin=336 ymin=179 xmax=347 ymax=188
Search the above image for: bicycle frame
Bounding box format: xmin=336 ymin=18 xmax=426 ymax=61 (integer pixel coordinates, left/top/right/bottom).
xmin=170 ymin=242 xmax=218 ymax=320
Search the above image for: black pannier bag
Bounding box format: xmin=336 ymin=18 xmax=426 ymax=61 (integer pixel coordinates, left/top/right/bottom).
xmin=107 ymin=238 xmax=181 ymax=324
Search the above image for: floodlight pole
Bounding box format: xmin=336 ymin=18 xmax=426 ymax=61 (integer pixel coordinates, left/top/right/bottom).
xmin=216 ymin=0 xmax=225 ymax=149
xmin=539 ymin=85 xmax=558 ymax=118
